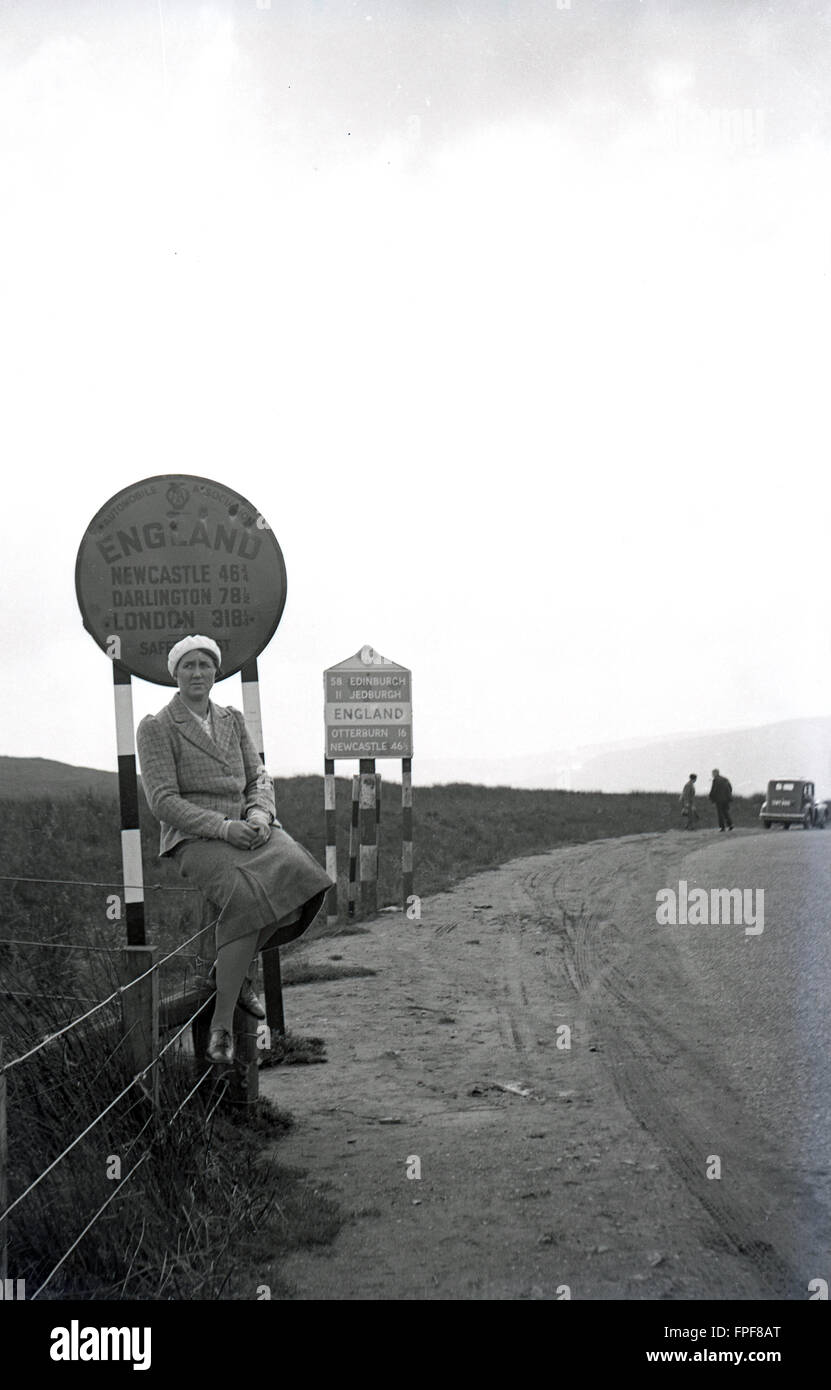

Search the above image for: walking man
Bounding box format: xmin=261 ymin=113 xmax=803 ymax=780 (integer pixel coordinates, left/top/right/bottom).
xmin=709 ymin=768 xmax=734 ymax=831
xmin=680 ymin=773 xmax=698 ymax=829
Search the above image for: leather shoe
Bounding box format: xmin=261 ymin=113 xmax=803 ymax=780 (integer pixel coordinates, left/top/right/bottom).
xmin=237 ymin=980 xmax=266 ymax=1019
xmin=206 ymin=1028 xmax=234 ymax=1065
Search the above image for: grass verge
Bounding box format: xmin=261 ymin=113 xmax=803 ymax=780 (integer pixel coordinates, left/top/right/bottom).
xmin=0 ymin=933 xmax=341 ymax=1301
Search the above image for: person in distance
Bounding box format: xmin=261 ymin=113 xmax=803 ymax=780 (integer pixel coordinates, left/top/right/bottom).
xmin=709 ymin=768 xmax=734 ymax=832
xmin=680 ymin=772 xmax=698 ymax=829
xmin=136 ymin=635 xmax=332 ymax=1065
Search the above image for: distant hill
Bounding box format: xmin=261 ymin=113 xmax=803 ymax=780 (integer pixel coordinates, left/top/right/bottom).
xmin=0 ymin=756 xmax=118 ymax=799
xmin=416 ymin=716 xmax=831 ymax=797
xmin=567 ymin=717 xmax=831 ymax=797
xmin=3 ymin=715 xmax=830 ymax=800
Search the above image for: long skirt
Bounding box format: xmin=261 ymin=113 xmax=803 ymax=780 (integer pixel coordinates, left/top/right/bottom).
xmin=173 ymin=829 xmax=334 ymax=949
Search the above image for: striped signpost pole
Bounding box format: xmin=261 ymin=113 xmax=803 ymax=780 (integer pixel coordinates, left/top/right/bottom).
xmin=347 ymin=775 xmax=360 ymax=918
xmin=402 ymin=757 xmax=413 ymax=908
xmin=242 ymin=656 xmax=285 ymax=1039
xmin=113 ymin=661 xmax=159 ymax=1104
xmin=375 ymin=771 xmax=382 ymax=882
xmin=359 ymin=758 xmax=378 ymax=918
xmin=241 ymin=658 xmax=265 ymax=764
xmin=324 ymin=757 xmax=338 ymax=925
xmin=112 ymin=662 xmax=146 ymax=946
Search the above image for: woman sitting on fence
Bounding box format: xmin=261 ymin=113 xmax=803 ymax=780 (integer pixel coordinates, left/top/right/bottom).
xmin=136 ymin=635 xmax=333 ymax=1066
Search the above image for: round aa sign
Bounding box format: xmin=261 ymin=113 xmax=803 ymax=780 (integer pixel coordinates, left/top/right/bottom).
xmin=75 ymin=475 xmax=287 ymax=685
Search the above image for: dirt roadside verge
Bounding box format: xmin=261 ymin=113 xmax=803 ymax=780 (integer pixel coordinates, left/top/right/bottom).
xmin=258 ymin=831 xmax=811 ymax=1301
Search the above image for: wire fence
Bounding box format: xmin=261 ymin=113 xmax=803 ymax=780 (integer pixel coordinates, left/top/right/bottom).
xmin=0 ymin=918 xmax=215 ymax=1076
xmin=1 ymin=991 xmax=214 ymax=1224
xmin=29 ymin=1062 xmax=231 ymax=1300
xmin=26 ymin=1056 xmax=225 ymax=1301
xmin=0 ymin=874 xmax=201 ymax=892
xmin=0 ymin=869 xmax=245 ymax=1300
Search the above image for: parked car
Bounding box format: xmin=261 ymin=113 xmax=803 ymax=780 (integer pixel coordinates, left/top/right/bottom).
xmin=760 ymin=779 xmax=824 ymax=829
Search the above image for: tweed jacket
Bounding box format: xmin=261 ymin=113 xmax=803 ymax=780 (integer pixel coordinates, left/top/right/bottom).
xmin=136 ymin=693 xmax=277 ymax=857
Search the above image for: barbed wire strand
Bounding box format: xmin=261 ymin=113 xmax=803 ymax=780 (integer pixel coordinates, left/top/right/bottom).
xmin=2 ymin=990 xmax=106 ymax=1004
xmin=168 ymin=1066 xmax=213 ymax=1123
xmin=31 ymin=1058 xmax=231 ymax=1299
xmin=0 ymin=939 xmax=138 ymax=954
xmin=0 ymin=874 xmax=200 ymax=892
xmin=113 ymin=1104 xmax=157 ymax=1161
xmin=0 ymin=919 xmax=218 ymax=1075
xmin=1 ymin=987 xmax=126 ymax=1075
xmin=29 ymin=1150 xmax=153 ymax=1300
xmin=0 ymin=993 xmax=217 ymax=1224
xmin=0 ymin=1071 xmax=151 ymax=1223
xmin=7 ymin=1015 xmax=157 ymax=1107
xmin=0 ymin=938 xmax=203 ymax=958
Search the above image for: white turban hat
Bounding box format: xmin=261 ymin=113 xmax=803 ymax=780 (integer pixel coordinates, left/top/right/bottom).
xmin=167 ymin=635 xmax=222 ymax=679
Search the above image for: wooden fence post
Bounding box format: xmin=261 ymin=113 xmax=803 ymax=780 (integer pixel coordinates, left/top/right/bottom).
xmin=228 ymin=1006 xmax=259 ymax=1106
xmin=119 ymin=946 xmax=158 ymax=1105
xmin=359 ymin=759 xmax=377 ymax=919
xmin=191 ymin=896 xmax=216 ymax=1067
xmin=262 ymin=946 xmax=285 ymax=1038
xmin=189 ymin=999 xmax=258 ymax=1103
xmin=191 ymin=997 xmax=211 ymax=1072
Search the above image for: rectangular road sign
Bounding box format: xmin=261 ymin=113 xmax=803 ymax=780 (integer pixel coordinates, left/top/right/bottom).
xmin=324 ymin=645 xmax=413 ymax=759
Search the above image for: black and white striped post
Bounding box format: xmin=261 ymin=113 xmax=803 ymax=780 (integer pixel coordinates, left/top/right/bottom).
xmin=241 ymin=658 xmax=265 ymax=764
xmin=402 ymin=757 xmax=413 ymax=908
xmin=359 ymin=758 xmax=378 ymax=918
xmin=241 ymin=657 xmax=285 ymax=1037
xmin=375 ymin=771 xmax=382 ymax=872
xmin=324 ymin=757 xmax=338 ymax=925
xmin=113 ymin=661 xmax=159 ymax=1104
xmin=347 ymin=774 xmax=360 ymax=918
xmin=112 ymin=662 xmax=146 ymax=947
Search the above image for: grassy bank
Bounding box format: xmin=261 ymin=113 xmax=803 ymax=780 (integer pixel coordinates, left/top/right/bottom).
xmin=0 ymin=778 xmax=765 ymax=961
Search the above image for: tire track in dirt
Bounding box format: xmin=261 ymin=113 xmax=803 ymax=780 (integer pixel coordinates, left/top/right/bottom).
xmin=521 ymin=834 xmax=826 ymax=1299
xmin=569 ymin=914 xmax=800 ymax=1296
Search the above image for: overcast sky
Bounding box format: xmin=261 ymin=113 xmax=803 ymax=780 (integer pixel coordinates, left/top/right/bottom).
xmin=2 ymin=0 xmax=830 ymax=785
